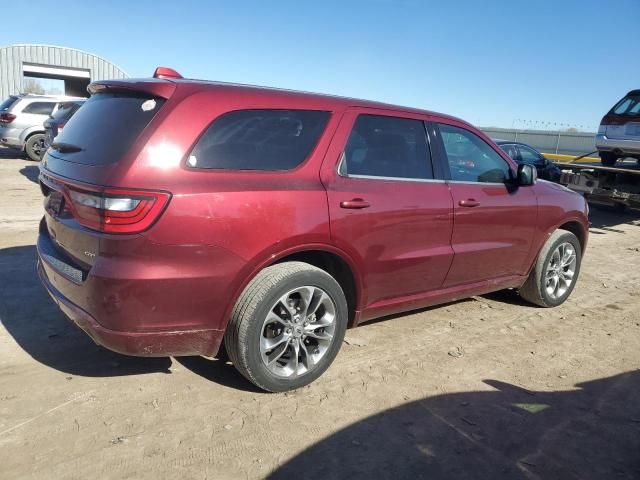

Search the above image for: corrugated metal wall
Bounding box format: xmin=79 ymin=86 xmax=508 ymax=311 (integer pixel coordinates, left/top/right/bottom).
xmin=0 ymin=44 xmax=127 ymax=99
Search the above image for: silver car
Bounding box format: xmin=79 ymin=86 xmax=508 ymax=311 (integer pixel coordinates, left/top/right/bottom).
xmin=596 ymin=89 xmax=640 ymax=166
xmin=0 ymin=94 xmax=85 ymax=161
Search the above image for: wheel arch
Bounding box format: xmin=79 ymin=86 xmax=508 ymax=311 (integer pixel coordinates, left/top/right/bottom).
xmin=223 ymin=244 xmax=363 ymax=335
xmin=20 ymin=127 xmax=45 ymax=145
xmin=557 ymin=219 xmax=587 ymax=252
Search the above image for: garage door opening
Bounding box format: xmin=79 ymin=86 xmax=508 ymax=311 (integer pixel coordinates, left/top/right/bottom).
xmin=22 ymin=63 xmax=90 ymax=97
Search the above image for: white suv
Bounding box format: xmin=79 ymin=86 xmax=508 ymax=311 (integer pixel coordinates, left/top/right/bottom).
xmin=596 ymin=89 xmax=640 ymax=166
xmin=0 ymin=94 xmax=85 ymax=161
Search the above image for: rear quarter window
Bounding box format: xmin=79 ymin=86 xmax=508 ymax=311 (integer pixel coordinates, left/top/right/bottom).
xmin=188 ymin=109 xmax=330 ymax=171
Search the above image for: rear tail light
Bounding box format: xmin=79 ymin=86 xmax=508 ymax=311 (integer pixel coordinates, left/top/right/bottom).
xmin=598 ymin=124 xmax=606 ymax=134
xmin=0 ymin=113 xmax=16 ymax=124
xmin=57 ymin=123 xmax=65 ymax=132
xmin=66 ymin=186 xmax=170 ymax=233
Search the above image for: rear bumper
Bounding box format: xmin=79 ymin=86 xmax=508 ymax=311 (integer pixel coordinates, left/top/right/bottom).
xmin=595 ymin=135 xmax=640 ymax=156
xmin=37 ymin=254 xmax=224 ymax=358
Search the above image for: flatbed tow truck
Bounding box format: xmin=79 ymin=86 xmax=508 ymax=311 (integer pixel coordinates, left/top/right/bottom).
xmin=549 ymin=154 xmax=640 ymax=210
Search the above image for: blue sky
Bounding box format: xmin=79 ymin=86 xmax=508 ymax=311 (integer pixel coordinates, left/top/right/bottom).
xmin=3 ymin=0 xmax=639 ymax=130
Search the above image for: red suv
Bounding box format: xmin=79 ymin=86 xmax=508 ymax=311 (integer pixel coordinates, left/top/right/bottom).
xmin=37 ymin=68 xmax=589 ymax=391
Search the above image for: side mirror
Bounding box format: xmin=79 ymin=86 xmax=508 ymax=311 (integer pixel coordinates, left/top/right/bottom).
xmin=517 ymin=163 xmax=537 ymax=186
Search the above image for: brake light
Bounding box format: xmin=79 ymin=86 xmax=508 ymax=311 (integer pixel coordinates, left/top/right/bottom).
xmin=57 ymin=123 xmax=65 ymax=132
xmin=66 ymin=186 xmax=170 ymax=233
xmin=153 ymin=67 xmax=183 ymax=79
xmin=0 ymin=113 xmax=16 ymax=124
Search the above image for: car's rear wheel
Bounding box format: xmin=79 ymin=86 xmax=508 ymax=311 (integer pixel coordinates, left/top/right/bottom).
xmin=519 ymin=230 xmax=582 ymax=307
xmin=225 ymin=261 xmax=348 ymax=392
xmin=25 ymin=133 xmax=46 ymax=161
xmin=599 ymin=152 xmax=617 ymax=166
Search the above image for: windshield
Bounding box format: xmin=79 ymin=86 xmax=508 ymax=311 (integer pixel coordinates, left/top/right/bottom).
xmin=611 ymin=93 xmax=640 ymax=116
xmin=49 ymin=93 xmax=165 ymax=165
xmin=51 ymin=101 xmax=84 ymax=121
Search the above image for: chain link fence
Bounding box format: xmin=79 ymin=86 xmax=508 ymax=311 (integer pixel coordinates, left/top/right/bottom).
xmin=480 ymin=127 xmax=597 ymax=157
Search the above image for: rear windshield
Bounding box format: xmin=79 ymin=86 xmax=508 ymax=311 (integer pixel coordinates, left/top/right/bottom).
xmin=611 ymin=93 xmax=640 ymax=116
xmin=188 ymin=109 xmax=330 ymax=170
xmin=51 ymin=101 xmax=84 ymax=121
xmin=0 ymin=96 xmax=19 ymax=112
xmin=48 ymin=93 xmax=165 ymax=165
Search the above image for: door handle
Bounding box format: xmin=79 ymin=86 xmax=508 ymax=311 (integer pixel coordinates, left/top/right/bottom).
xmin=458 ymin=198 xmax=480 ymax=208
xmin=340 ymin=199 xmax=370 ymax=209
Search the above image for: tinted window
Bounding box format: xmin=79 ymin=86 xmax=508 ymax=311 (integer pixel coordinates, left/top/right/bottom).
xmin=0 ymin=96 xmax=19 ymax=112
xmin=22 ymin=102 xmax=55 ymax=115
xmin=49 ymin=93 xmax=165 ymax=166
xmin=340 ymin=114 xmax=433 ymax=180
xmin=189 ymin=110 xmax=329 ymax=170
xmin=439 ymin=124 xmax=511 ymax=183
xmin=51 ymin=101 xmax=83 ymax=121
xmin=612 ymin=93 xmax=640 ymax=116
xmin=518 ymin=145 xmax=544 ymax=164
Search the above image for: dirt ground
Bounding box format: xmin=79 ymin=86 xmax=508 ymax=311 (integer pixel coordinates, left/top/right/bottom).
xmin=1 ymin=147 xmax=639 ymax=480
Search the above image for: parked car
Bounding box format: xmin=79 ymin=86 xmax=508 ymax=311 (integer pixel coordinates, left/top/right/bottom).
xmin=0 ymin=93 xmax=85 ymax=161
xmin=37 ymin=68 xmax=589 ymax=392
xmin=596 ymin=89 xmax=640 ymax=166
xmin=494 ymin=140 xmax=562 ymax=182
xmin=43 ymin=100 xmax=85 ymax=151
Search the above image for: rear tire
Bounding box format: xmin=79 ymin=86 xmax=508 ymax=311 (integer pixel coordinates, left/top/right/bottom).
xmin=519 ymin=230 xmax=582 ymax=307
xmin=225 ymin=261 xmax=348 ymax=392
xmin=25 ymin=133 xmax=45 ymax=161
xmin=599 ymin=152 xmax=617 ymax=166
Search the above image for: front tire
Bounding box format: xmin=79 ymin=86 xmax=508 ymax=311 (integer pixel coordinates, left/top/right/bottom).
xmin=225 ymin=261 xmax=348 ymax=392
xmin=25 ymin=133 xmax=46 ymax=161
xmin=519 ymin=230 xmax=582 ymax=307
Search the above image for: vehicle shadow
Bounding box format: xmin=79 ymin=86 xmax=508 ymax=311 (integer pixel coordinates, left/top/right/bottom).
xmin=0 ymin=146 xmax=24 ymax=159
xmin=0 ymin=244 xmax=171 ymax=377
xmin=269 ymin=371 xmax=640 ymax=480
xmin=588 ymin=204 xmax=640 ymax=233
xmin=174 ymin=356 xmax=262 ymax=393
xmin=19 ymin=165 xmax=40 ymax=184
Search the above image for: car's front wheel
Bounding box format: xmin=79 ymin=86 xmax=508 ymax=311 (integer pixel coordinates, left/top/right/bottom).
xmin=519 ymin=230 xmax=582 ymax=307
xmin=225 ymin=261 xmax=348 ymax=392
xmin=25 ymin=133 xmax=46 ymax=161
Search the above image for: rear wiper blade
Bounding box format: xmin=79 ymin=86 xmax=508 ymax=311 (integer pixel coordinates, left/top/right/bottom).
xmin=51 ymin=142 xmax=82 ymax=153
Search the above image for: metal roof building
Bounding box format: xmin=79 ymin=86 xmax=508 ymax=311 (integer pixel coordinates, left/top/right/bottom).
xmin=0 ymin=44 xmax=127 ymax=99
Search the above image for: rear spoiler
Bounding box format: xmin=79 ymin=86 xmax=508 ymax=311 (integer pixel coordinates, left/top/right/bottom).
xmin=88 ymin=79 xmax=177 ymax=99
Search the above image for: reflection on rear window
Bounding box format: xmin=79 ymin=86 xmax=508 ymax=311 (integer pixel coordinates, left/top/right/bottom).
xmin=49 ymin=93 xmax=165 ymax=166
xmin=189 ymin=109 xmax=330 ymax=170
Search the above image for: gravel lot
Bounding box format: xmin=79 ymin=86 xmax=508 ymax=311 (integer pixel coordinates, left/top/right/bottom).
xmin=1 ymin=147 xmax=639 ymax=480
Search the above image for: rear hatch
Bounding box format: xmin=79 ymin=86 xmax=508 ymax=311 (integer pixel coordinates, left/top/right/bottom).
xmin=38 ymin=80 xmax=175 ymax=280
xmin=602 ymin=91 xmax=640 ymax=140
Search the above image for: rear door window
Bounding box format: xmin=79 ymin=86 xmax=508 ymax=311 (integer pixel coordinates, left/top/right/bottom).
xmin=339 ymin=114 xmax=433 ymax=180
xmin=188 ymin=109 xmax=329 ymax=170
xmin=22 ymin=102 xmax=56 ymax=115
xmin=518 ymin=145 xmax=544 ymax=165
xmin=439 ymin=124 xmax=511 ymax=183
xmin=498 ymin=143 xmax=519 ymax=162
xmin=48 ymin=93 xmax=165 ymax=165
